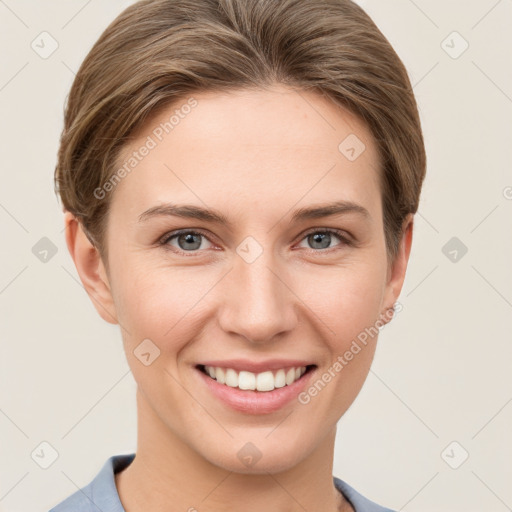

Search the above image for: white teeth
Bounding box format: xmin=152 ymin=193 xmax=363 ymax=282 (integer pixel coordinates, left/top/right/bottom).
xmin=215 ymin=367 xmax=226 ymax=384
xmin=274 ymin=369 xmax=286 ymax=388
xmin=225 ymin=368 xmax=238 ymax=387
xmin=256 ymin=371 xmax=275 ymax=391
xmin=203 ymin=365 xmax=309 ymax=392
xmin=238 ymin=371 xmax=256 ymax=390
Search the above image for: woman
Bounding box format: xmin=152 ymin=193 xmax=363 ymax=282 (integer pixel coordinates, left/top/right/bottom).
xmin=50 ymin=0 xmax=426 ymax=510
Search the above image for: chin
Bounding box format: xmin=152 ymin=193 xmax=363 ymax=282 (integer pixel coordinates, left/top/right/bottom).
xmin=196 ymin=431 xmax=316 ymax=476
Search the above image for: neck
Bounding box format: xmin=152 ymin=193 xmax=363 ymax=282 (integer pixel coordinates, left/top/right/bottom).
xmin=115 ymin=388 xmax=352 ymax=512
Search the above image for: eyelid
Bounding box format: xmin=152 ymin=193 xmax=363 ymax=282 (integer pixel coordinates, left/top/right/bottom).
xmin=299 ymin=227 xmax=353 ymax=244
xmin=158 ymin=228 xmax=214 ymax=246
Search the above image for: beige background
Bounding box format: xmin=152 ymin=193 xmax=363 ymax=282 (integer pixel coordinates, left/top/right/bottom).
xmin=1 ymin=1 xmax=511 ymax=511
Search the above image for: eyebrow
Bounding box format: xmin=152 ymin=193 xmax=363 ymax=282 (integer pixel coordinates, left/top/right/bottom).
xmin=137 ymin=200 xmax=370 ymax=226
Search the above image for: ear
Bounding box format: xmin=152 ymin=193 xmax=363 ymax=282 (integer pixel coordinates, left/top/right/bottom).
xmin=380 ymin=213 xmax=414 ymax=323
xmin=64 ymin=211 xmax=118 ymax=325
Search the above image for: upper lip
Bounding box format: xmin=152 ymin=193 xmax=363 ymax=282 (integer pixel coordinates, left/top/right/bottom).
xmin=196 ymin=359 xmax=316 ymax=373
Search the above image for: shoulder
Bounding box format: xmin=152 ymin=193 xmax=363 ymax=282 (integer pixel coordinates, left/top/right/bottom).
xmin=48 ymin=453 xmax=135 ymax=512
xmin=334 ymin=476 xmax=396 ymax=512
xmin=48 ymin=485 xmax=94 ymax=512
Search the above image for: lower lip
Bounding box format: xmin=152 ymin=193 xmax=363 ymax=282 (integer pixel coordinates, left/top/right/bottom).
xmin=195 ymin=366 xmax=316 ymax=414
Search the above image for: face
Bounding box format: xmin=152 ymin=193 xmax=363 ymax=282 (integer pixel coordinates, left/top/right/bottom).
xmin=69 ymin=84 xmax=411 ymax=474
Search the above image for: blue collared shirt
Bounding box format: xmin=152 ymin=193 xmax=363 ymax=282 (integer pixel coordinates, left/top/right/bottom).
xmin=49 ymin=453 xmax=396 ymax=512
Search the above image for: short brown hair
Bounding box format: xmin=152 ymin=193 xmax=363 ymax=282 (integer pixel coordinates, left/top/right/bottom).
xmin=55 ymin=0 xmax=426 ymax=264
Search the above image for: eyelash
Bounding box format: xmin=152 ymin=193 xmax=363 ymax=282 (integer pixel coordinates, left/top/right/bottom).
xmin=158 ymin=228 xmax=354 ymax=256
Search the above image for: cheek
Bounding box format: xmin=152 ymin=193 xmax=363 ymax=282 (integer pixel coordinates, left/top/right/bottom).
xmin=292 ymin=259 xmax=387 ymax=343
xmin=294 ymin=263 xmax=387 ymax=410
xmin=110 ymin=259 xmax=218 ymax=346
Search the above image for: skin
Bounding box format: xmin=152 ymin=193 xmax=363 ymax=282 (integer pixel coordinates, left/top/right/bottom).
xmin=65 ymin=84 xmax=413 ymax=512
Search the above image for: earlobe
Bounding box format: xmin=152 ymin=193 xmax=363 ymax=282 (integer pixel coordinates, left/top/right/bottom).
xmin=64 ymin=211 xmax=119 ymax=325
xmin=380 ymin=214 xmax=414 ymax=322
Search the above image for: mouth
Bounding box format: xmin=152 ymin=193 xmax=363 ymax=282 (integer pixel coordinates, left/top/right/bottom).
xmin=194 ymin=362 xmax=318 ymax=414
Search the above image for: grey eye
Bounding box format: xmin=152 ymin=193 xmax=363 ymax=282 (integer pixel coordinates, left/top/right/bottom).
xmin=307 ymin=232 xmax=333 ymax=250
xmin=163 ymin=231 xmax=214 ymax=252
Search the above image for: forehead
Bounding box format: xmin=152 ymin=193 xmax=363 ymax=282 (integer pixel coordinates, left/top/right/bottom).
xmin=110 ymin=85 xmax=381 ymax=223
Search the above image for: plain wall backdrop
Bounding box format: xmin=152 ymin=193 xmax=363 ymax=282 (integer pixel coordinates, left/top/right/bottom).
xmin=0 ymin=1 xmax=511 ymax=511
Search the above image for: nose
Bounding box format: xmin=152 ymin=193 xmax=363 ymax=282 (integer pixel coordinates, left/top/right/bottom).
xmin=217 ymin=248 xmax=298 ymax=344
